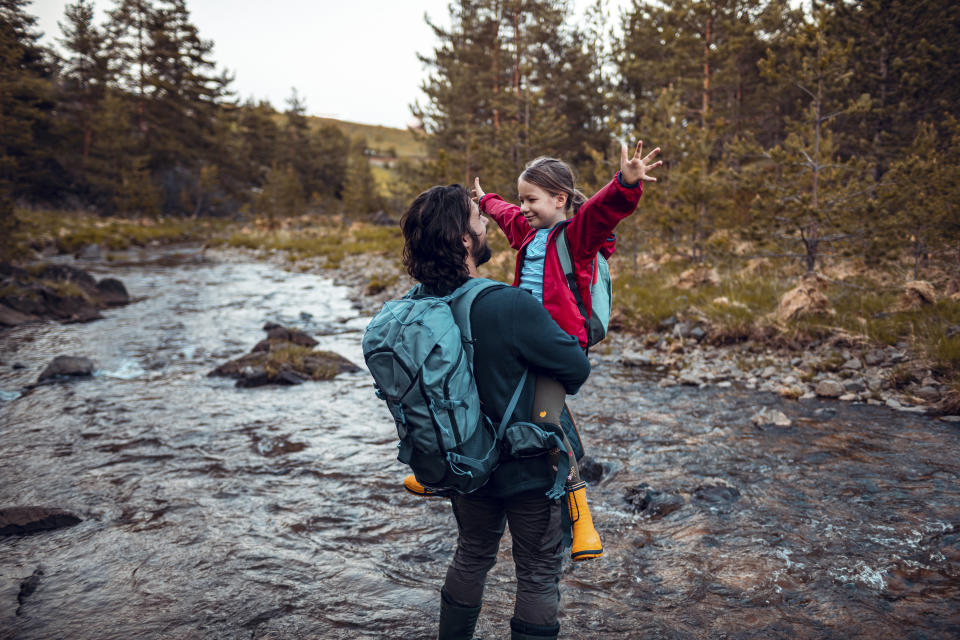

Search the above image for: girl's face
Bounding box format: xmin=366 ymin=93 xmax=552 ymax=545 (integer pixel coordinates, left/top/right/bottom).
xmin=518 ymin=179 xmax=567 ymax=230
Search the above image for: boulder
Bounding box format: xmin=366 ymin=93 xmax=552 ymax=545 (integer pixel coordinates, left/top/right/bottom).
xmin=0 ymin=507 xmax=81 ymax=536
xmin=625 ymin=484 xmax=685 ymax=519
xmin=815 ymin=379 xmax=844 ymax=398
xmin=675 ymin=266 xmax=720 ymax=290
xmin=0 ymin=304 xmax=38 ymax=327
xmin=897 ymin=280 xmax=937 ymax=311
xmin=752 ymin=409 xmax=792 ymax=427
xmin=95 ymin=278 xmax=130 ymax=306
xmin=37 ymin=356 xmax=94 ymax=382
xmin=211 ymin=324 xmax=359 ymax=387
xmin=777 ymin=274 xmax=832 ymax=322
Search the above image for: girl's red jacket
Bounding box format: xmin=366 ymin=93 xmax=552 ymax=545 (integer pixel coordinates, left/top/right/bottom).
xmin=479 ymin=173 xmax=643 ymax=347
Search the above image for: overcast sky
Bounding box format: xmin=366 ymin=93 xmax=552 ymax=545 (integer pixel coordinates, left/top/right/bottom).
xmin=29 ymin=0 xmax=629 ymax=129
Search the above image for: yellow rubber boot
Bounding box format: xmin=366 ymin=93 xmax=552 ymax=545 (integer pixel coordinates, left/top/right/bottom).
xmin=567 ymin=481 xmax=603 ymax=561
xmin=403 ymin=474 xmax=440 ymax=497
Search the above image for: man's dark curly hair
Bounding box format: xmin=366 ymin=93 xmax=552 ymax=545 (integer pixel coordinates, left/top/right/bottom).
xmin=401 ymin=184 xmax=473 ymax=294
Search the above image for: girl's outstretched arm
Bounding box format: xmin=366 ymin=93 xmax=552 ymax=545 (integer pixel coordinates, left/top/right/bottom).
xmin=474 ymin=176 xmax=532 ymax=250
xmin=564 ymin=140 xmax=662 ymax=262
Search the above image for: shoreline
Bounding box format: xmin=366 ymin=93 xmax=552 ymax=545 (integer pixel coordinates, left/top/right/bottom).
xmin=5 ymin=242 xmax=958 ymax=422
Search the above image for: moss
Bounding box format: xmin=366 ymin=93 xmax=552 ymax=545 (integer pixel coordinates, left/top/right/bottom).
xmin=263 ymin=344 xmax=316 ymax=376
xmin=41 ymin=279 xmax=96 ymax=303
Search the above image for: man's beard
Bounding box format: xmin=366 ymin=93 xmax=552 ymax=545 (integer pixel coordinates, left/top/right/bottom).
xmin=472 ymin=237 xmax=492 ymax=267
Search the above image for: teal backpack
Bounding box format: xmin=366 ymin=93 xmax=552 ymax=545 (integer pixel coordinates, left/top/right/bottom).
xmin=555 ymin=224 xmax=612 ymax=348
xmin=362 ymin=278 xmax=570 ymax=496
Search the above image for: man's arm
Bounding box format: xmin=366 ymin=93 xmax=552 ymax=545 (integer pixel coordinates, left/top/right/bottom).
xmin=510 ymin=291 xmax=590 ymax=394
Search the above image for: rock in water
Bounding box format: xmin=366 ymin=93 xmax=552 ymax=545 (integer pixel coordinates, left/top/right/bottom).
xmin=96 ymin=278 xmax=130 ymax=306
xmin=577 ymin=456 xmax=606 ymax=483
xmin=625 ymin=484 xmax=685 ymax=519
xmin=211 ymin=324 xmax=360 ymax=387
xmin=0 ymin=507 xmax=81 ymax=536
xmin=751 ymin=409 xmax=792 ymax=427
xmin=37 ymin=356 xmax=94 ymax=382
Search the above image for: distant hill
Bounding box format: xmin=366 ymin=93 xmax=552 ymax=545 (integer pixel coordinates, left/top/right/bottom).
xmin=308 ymin=116 xmax=426 ymax=160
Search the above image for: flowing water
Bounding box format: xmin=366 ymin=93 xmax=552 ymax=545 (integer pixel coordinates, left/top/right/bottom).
xmin=0 ymin=247 xmax=957 ymax=640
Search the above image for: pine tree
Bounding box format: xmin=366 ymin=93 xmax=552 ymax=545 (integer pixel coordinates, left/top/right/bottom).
xmin=824 ymin=0 xmax=960 ymax=178
xmin=341 ymin=136 xmax=383 ymax=218
xmin=734 ymin=6 xmax=872 ymax=273
xmin=57 ymin=0 xmax=108 ymax=196
xmin=0 ymin=0 xmax=63 ymax=204
xmin=878 ymin=119 xmax=960 ymax=278
xmin=415 ymin=0 xmax=610 ymax=196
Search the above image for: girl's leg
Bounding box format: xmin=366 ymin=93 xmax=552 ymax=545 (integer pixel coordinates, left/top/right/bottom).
xmin=534 ymin=376 xmax=603 ymax=561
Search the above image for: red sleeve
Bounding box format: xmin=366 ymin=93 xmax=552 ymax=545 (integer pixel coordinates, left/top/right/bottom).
xmin=479 ymin=193 xmax=531 ymax=251
xmin=564 ymin=173 xmax=643 ymax=263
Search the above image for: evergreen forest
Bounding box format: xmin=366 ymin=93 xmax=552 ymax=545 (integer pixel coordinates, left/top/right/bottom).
xmin=3 ymin=0 xmax=959 ymax=273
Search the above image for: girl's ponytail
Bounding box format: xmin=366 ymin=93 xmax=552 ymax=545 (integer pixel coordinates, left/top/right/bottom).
xmin=570 ymin=189 xmax=587 ymax=215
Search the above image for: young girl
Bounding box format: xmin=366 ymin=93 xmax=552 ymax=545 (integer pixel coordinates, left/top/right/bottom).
xmin=405 ymin=140 xmax=661 ymax=561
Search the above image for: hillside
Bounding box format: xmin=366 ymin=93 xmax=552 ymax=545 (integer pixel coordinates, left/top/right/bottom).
xmin=308 ymin=116 xmax=426 ymax=160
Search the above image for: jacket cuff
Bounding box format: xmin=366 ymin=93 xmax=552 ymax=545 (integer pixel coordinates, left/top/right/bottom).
xmin=617 ymin=171 xmax=640 ymax=188
xmin=478 ymin=193 xmax=495 ymax=210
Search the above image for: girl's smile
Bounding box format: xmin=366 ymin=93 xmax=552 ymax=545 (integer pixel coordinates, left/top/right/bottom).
xmin=518 ymin=179 xmax=568 ymax=229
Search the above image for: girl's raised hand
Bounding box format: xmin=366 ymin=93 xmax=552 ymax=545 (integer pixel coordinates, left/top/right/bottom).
xmin=620 ymin=140 xmax=662 ymax=185
xmin=472 ymin=177 xmax=485 ymax=202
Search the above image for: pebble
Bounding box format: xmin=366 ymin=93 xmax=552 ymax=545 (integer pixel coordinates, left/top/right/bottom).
xmin=839 ymin=393 xmax=857 ymax=402
xmin=761 ymin=366 xmax=777 ymax=379
xmin=842 ymin=359 xmax=863 ymax=370
xmin=863 ymin=350 xmax=885 ymax=366
xmin=940 ymin=416 xmax=960 ymax=423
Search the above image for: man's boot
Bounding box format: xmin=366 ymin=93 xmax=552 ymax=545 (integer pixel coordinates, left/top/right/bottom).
xmin=509 ymin=617 xmax=560 ymax=640
xmin=438 ymin=587 xmax=482 ymax=640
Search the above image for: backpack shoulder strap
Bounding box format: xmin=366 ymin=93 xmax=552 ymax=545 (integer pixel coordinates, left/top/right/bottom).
xmin=448 ymin=278 xmax=502 ymax=361
xmin=448 ymin=278 xmax=529 ymax=437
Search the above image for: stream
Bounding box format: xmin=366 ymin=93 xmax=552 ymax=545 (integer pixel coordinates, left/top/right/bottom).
xmin=1 ymin=246 xmax=957 ymax=639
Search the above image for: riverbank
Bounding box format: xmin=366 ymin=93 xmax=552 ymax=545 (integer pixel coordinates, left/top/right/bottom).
xmin=6 ymin=207 xmax=959 ymax=418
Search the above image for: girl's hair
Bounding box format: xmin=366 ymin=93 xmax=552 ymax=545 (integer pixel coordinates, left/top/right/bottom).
xmin=519 ymin=157 xmax=588 ymax=215
xmin=400 ymin=184 xmax=473 ymax=294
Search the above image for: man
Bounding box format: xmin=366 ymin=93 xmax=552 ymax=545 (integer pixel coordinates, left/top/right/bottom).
xmin=399 ymin=184 xmax=591 ymax=640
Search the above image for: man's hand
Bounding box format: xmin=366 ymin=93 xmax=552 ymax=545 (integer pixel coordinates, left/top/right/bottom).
xmin=620 ymin=140 xmax=662 ymax=185
xmin=472 ymin=177 xmax=485 ymax=202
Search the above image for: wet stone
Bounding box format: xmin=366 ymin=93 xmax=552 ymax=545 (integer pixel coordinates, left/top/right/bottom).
xmin=0 ymin=507 xmax=81 ymax=536
xmin=693 ymin=484 xmax=741 ymax=503
xmin=625 ymin=484 xmax=685 ymax=519
xmin=577 ymin=456 xmax=606 ymax=484
xmin=95 ymin=278 xmax=130 ymax=306
xmin=37 ymin=356 xmax=94 ymax=382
